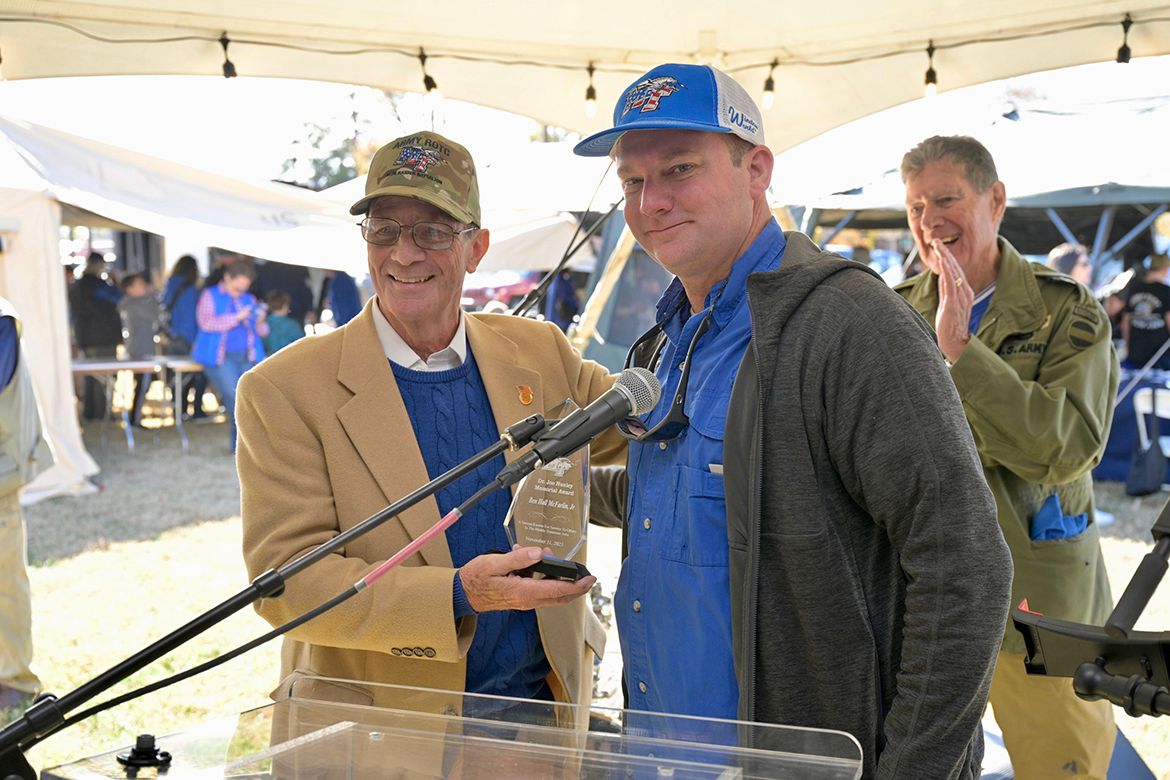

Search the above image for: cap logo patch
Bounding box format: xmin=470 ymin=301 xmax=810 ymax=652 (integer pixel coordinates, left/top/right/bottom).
xmin=727 ymin=105 xmax=758 ymax=134
xmin=622 ymin=76 xmax=685 ymax=116
xmin=392 ymin=146 xmax=444 ymax=175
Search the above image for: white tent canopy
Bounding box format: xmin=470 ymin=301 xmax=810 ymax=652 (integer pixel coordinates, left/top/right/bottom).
xmin=1 ymin=2 xmax=1168 ymax=153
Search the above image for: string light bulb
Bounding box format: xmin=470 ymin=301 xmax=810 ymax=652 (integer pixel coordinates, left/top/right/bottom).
xmin=584 ymin=62 xmax=597 ymax=118
xmin=219 ymin=33 xmax=237 ymax=78
xmin=418 ymin=48 xmax=439 ymax=94
xmin=762 ymin=59 xmax=777 ymax=110
xmin=1117 ymin=14 xmax=1133 ymax=63
xmin=923 ymin=40 xmax=937 ymax=98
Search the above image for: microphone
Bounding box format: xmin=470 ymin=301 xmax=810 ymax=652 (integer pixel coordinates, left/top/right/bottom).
xmin=495 ymin=367 xmax=660 ymax=488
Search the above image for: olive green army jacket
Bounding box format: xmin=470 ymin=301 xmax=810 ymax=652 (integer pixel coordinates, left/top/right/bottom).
xmin=896 ymin=238 xmax=1117 ymax=655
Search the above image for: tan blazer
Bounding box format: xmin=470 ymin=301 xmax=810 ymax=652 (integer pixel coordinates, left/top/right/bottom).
xmin=237 ymin=300 xmax=623 ymax=709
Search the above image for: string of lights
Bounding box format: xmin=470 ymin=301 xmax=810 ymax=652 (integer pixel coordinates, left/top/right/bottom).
xmin=1 ymin=10 xmax=1168 ymax=114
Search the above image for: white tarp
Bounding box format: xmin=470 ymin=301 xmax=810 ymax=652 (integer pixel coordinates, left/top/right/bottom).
xmin=0 ymin=186 xmax=99 ymax=503
xmin=0 ymin=1 xmax=1168 ymax=152
xmin=0 ymin=115 xmax=368 ymax=275
xmin=478 ymin=211 xmax=596 ymax=273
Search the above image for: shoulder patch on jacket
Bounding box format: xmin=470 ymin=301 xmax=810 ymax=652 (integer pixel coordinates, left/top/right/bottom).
xmin=1068 ymin=318 xmax=1097 ymax=350
xmin=1072 ymin=303 xmax=1101 ymax=325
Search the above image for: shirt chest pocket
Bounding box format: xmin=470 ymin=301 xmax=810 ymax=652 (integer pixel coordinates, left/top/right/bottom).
xmin=666 ymin=464 xmax=730 ymax=567
xmin=684 ymin=376 xmax=732 ymax=439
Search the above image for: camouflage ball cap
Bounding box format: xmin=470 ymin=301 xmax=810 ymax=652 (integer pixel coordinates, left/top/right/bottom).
xmin=350 ymin=131 xmax=481 ymax=225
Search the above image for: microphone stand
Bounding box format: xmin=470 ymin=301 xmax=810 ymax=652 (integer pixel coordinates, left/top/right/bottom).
xmin=0 ymin=414 xmax=549 ymax=780
xmin=1012 ymin=497 xmax=1170 ymax=718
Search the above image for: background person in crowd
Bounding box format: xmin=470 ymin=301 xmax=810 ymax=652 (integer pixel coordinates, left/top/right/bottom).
xmin=577 ymin=65 xmax=1011 ymax=779
xmin=318 ymin=269 xmax=362 ymax=327
xmin=202 ymin=249 xmax=237 ymax=290
xmin=254 ymin=259 xmax=315 ymax=327
xmin=1122 ymin=253 xmax=1170 ymax=370
xmin=68 ymin=252 xmax=123 ymax=420
xmin=0 ymin=298 xmax=54 ymax=709
xmin=261 ymin=290 xmax=304 ymax=355
xmin=117 ymin=273 xmax=163 ymax=426
xmin=1047 ymin=242 xmax=1094 ymax=287
xmin=193 ymin=259 xmax=268 ymax=452
xmin=162 ymin=255 xmax=209 ymax=419
xmin=896 ymin=135 xmax=1118 ymax=779
xmin=162 ymin=255 xmax=201 ymax=355
xmin=543 ymin=269 xmax=579 ymax=333
xmin=237 ymin=130 xmax=624 ymax=710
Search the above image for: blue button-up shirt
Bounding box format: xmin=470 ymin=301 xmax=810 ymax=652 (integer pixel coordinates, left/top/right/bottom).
xmin=617 ymin=221 xmax=785 ymax=718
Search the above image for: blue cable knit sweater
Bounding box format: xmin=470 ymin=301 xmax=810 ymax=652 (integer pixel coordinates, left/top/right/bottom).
xmin=392 ymin=353 xmax=552 ymax=700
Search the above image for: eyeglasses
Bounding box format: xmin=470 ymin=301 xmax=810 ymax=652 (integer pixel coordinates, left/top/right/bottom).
xmin=616 ymin=310 xmax=713 ymax=442
xmin=358 ymin=217 xmax=477 ymax=250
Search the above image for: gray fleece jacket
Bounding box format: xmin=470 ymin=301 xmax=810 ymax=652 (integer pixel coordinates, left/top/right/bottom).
xmin=723 ymin=232 xmax=1013 ymax=779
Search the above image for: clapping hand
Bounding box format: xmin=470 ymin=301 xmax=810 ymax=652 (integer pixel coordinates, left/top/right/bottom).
xmin=931 ymin=238 xmax=973 ymax=363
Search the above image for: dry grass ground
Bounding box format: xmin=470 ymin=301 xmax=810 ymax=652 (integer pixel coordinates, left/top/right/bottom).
xmin=3 ymin=420 xmax=1168 ymax=776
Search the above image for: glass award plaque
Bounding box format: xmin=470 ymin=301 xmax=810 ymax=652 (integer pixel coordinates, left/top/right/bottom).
xmin=503 ymin=399 xmax=591 ymax=580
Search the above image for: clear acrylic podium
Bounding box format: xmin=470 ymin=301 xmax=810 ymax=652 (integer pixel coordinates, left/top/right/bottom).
xmin=42 ymin=675 xmax=862 ymax=778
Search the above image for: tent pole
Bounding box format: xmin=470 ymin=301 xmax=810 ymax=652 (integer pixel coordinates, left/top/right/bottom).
xmin=1044 ymin=208 xmax=1078 ymax=246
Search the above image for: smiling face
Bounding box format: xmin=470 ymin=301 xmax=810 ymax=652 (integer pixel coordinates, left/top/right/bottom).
xmin=904 ymin=159 xmax=1006 ymax=276
xmin=615 ymin=129 xmax=772 ymax=305
xmin=367 ymin=195 xmax=488 ymax=345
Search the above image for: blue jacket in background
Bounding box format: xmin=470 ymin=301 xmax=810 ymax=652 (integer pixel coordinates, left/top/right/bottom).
xmin=163 ymin=276 xmax=200 ymax=344
xmin=327 ymin=272 xmax=362 ymax=327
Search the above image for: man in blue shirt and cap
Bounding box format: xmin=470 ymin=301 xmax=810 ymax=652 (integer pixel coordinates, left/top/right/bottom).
xmin=579 ymin=64 xmax=1013 ymax=779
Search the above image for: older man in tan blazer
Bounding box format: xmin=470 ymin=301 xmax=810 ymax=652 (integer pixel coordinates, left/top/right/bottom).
xmin=237 ymin=131 xmax=622 ymax=710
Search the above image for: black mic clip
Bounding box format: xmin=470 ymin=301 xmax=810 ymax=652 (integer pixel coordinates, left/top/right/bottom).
xmin=502 ymin=414 xmax=548 ymax=451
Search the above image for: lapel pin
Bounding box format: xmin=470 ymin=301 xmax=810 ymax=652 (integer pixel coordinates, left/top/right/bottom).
xmin=517 ymin=385 xmax=534 ymax=405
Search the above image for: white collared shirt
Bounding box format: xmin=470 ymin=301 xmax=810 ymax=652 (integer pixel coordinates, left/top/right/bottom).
xmin=372 ymin=303 xmax=467 ymax=371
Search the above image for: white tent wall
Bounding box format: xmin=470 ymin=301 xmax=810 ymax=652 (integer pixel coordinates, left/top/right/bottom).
xmin=0 ymin=187 xmax=100 ymax=504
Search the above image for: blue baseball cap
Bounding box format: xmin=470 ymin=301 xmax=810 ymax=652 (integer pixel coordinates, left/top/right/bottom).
xmin=573 ymin=63 xmax=766 ymax=157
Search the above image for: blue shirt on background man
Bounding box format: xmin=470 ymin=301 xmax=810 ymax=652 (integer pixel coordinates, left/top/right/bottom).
xmin=0 ymin=317 xmax=17 ymax=390
xmin=617 ymin=220 xmax=785 ymax=719
xmin=328 ymin=272 xmax=362 ymax=327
